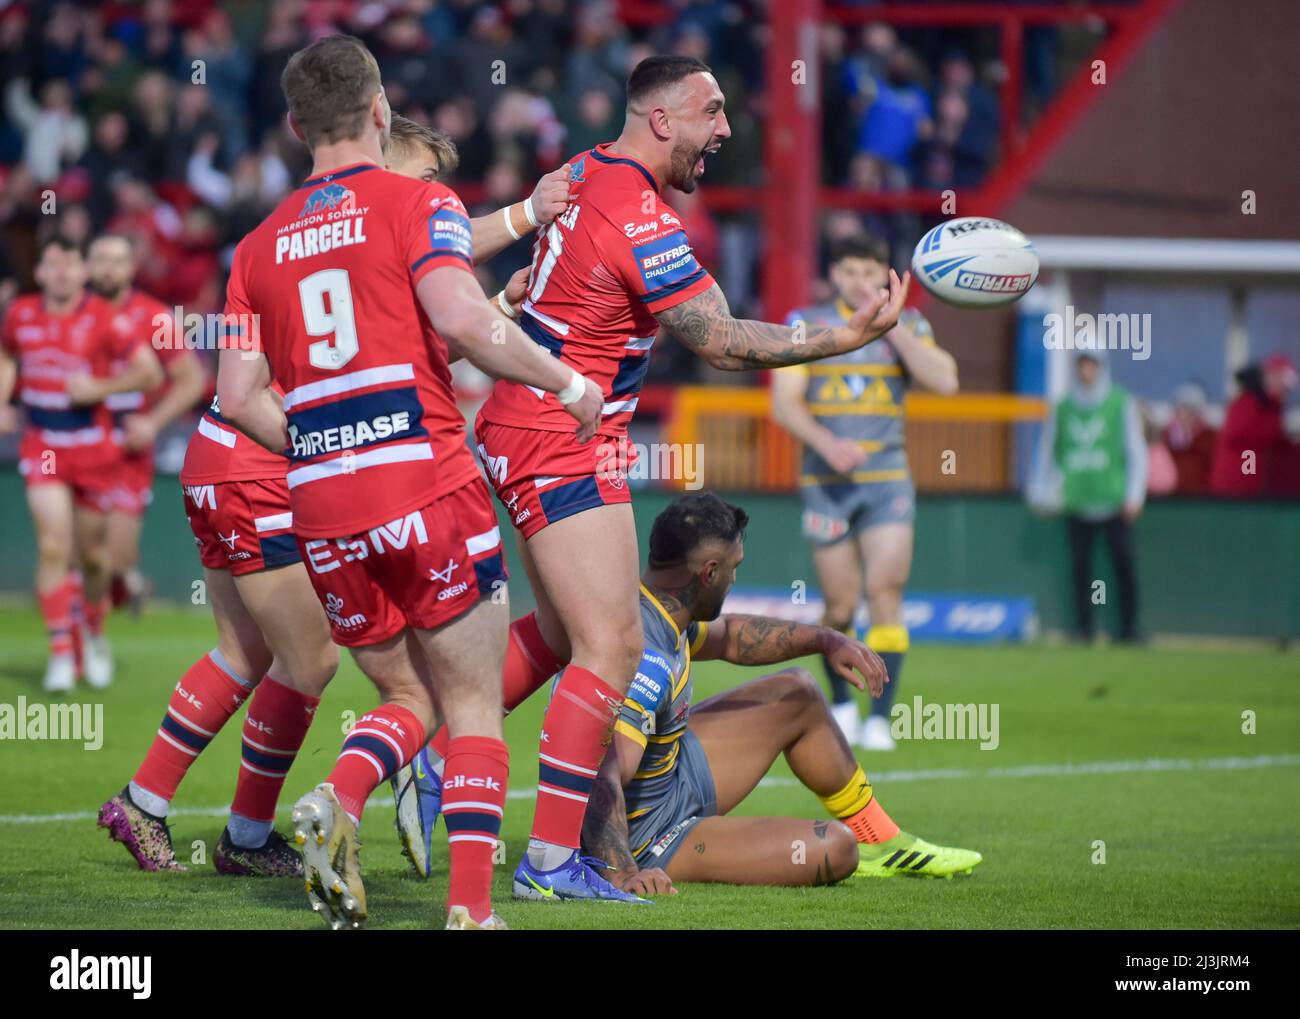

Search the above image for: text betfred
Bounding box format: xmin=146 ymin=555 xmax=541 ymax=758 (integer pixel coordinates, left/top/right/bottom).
xmin=954 ymin=270 xmax=1032 ymax=294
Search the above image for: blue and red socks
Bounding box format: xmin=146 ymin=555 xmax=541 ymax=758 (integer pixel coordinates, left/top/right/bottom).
xmin=442 ymin=735 xmax=509 ymax=922
xmin=326 ymin=704 xmax=425 ymax=823
xmin=228 ymin=677 xmax=320 ymax=848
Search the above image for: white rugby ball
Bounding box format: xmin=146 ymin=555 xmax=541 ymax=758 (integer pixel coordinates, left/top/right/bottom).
xmin=911 ymin=217 xmax=1038 ymax=308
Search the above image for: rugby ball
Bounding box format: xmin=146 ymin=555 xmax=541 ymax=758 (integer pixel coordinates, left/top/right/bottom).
xmin=911 ymin=217 xmax=1038 ymax=308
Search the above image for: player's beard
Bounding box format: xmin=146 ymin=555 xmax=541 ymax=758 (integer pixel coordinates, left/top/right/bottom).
xmin=669 ymin=137 xmax=704 ymax=194
xmin=90 ymin=279 xmax=125 ymax=301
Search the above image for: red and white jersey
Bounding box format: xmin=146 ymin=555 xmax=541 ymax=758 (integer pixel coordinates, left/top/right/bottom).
xmin=1 ymin=291 xmax=141 ymax=456
xmin=104 ymin=289 xmax=195 ymax=419
xmin=479 ymin=143 xmax=715 ymax=437
xmin=225 ymin=161 xmax=480 ymax=538
xmin=179 ymin=391 xmax=289 ymax=486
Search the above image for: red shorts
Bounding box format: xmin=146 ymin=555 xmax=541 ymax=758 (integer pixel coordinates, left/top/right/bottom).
xmin=19 ymin=430 xmax=118 ymax=513
xmin=297 ymin=477 xmax=508 ymax=647
xmin=108 ymin=451 xmax=155 ymax=516
xmin=474 ymin=420 xmax=633 ymax=539
xmin=182 ymin=477 xmax=301 ymax=577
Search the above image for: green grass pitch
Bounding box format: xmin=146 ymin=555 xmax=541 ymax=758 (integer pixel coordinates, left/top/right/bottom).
xmin=1 ymin=604 xmax=1297 ymax=930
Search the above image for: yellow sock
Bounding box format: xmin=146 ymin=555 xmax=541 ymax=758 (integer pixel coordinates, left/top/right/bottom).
xmin=820 ymin=766 xmax=900 ymax=844
xmin=820 ymin=765 xmax=873 ymax=817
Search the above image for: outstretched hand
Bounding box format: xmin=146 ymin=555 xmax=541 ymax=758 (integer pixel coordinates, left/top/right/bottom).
xmin=841 ymin=269 xmax=911 ymax=352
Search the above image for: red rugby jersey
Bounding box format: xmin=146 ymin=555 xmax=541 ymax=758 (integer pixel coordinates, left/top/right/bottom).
xmin=478 ymin=143 xmax=715 ymax=437
xmin=1 ymin=291 xmax=141 ymax=458
xmin=223 ymin=161 xmax=480 ymax=538
xmin=178 ymin=390 xmax=288 ymax=485
xmin=104 ymin=289 xmax=196 ymax=417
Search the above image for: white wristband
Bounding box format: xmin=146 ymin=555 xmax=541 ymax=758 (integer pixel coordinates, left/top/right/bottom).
xmin=523 ymin=195 xmax=539 ymax=228
xmin=556 ymin=368 xmax=587 ymax=406
xmin=493 ymin=290 xmax=519 ymax=320
xmin=501 ymin=204 xmax=522 ymax=241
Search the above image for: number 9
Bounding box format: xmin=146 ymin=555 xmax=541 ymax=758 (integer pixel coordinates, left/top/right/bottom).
xmin=299 ymin=268 xmax=359 ymax=370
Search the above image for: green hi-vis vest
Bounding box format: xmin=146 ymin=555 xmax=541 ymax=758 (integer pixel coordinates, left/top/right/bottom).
xmin=1054 ymin=387 xmax=1128 ymax=512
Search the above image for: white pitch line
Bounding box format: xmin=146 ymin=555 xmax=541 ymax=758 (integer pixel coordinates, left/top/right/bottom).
xmin=5 ymin=753 xmax=1298 ymax=826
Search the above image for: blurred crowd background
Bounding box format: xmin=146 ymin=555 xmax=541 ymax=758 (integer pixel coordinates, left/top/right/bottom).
xmin=1 ymin=0 xmax=1295 ymax=503
xmin=0 ymin=0 xmax=1078 ymax=355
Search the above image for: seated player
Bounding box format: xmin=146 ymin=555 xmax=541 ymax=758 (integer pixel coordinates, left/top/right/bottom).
xmin=395 ymin=493 xmax=983 ymax=891
xmin=580 ymin=492 xmax=982 ymax=891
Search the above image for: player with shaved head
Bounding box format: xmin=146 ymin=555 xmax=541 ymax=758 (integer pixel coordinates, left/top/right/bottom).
xmin=469 ymin=54 xmax=912 ymax=903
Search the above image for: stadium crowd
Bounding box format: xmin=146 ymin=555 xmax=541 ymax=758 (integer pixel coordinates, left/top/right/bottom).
xmin=6 ymin=0 xmax=1289 ymax=499
xmin=0 ymin=1 xmax=1026 ymax=330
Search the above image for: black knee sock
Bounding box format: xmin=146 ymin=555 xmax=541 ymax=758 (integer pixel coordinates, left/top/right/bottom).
xmin=821 ymin=652 xmax=853 ymax=705
xmin=869 ymin=651 xmax=905 ymax=719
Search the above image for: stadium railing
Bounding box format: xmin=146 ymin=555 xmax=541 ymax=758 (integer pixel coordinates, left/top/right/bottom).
xmin=662 ymin=386 xmax=1046 ymax=493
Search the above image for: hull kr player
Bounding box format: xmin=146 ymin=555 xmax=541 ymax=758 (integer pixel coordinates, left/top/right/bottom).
xmin=772 ymin=234 xmax=958 ymax=750
xmin=89 ymin=234 xmax=208 ymax=614
xmin=471 ymin=55 xmax=910 ymax=901
xmin=0 ymin=236 xmax=162 ymax=692
xmin=582 ymin=493 xmax=981 ymax=893
xmin=96 ymin=109 xmax=577 ymax=886
xmin=216 ymin=35 xmax=600 ymax=930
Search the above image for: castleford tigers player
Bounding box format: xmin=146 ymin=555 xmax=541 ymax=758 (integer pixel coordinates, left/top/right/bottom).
xmin=471 ymin=54 xmax=910 ymax=902
xmin=216 ymin=36 xmax=600 ymax=930
xmin=0 ymin=236 xmax=163 ymax=692
xmin=97 ymin=99 xmax=577 ymax=887
xmin=772 ymin=234 xmax=958 ymax=751
xmin=88 ymin=235 xmax=208 ymax=614
xmin=581 ymin=493 xmax=982 ymax=892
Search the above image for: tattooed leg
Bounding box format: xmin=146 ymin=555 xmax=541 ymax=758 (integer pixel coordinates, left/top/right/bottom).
xmin=664 ymin=814 xmax=858 ymax=886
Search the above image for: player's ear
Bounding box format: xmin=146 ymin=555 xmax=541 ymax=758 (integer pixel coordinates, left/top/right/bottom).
xmin=648 ymin=103 xmax=673 ymax=142
xmin=699 ymin=558 xmax=720 ymax=587
xmin=286 ymin=111 xmax=307 ymax=144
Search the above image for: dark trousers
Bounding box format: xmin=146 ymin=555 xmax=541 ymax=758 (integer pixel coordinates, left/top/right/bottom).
xmin=1067 ymin=514 xmax=1140 ymax=640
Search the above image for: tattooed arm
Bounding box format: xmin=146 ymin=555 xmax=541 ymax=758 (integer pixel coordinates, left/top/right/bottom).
xmin=653 ymin=273 xmax=909 ymax=371
xmin=581 ymin=733 xmax=677 ymax=896
xmin=694 ymin=614 xmax=887 ymax=697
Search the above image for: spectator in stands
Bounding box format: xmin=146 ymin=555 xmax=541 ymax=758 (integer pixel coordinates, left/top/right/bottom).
xmin=182 ymin=9 xmax=253 ymax=159
xmin=1164 ymin=381 xmax=1217 ymax=495
xmin=1210 ymin=356 xmax=1299 ymax=498
xmin=852 ymin=45 xmax=932 ymax=187
xmin=5 ymin=77 xmax=87 ymax=184
xmin=564 ymin=86 xmax=620 ymax=155
xmin=1031 ymin=350 xmax=1146 ymax=643
xmin=1144 ymin=406 xmax=1178 ymax=496
xmin=928 ymin=51 xmax=997 ymax=188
